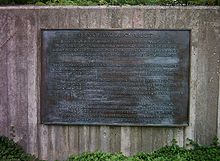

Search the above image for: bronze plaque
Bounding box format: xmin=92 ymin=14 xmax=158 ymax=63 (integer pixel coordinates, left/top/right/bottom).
xmin=41 ymin=29 xmax=190 ymax=126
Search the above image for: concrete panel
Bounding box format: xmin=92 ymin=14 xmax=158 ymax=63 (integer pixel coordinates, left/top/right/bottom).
xmin=0 ymin=6 xmax=219 ymax=161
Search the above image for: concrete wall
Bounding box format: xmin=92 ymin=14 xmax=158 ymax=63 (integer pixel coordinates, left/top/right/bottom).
xmin=0 ymin=6 xmax=219 ymax=161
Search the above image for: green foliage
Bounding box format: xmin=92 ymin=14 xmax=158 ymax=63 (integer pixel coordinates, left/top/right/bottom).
xmin=1 ymin=135 xmax=220 ymax=161
xmin=0 ymin=0 xmax=37 ymax=5
xmin=0 ymin=0 xmax=219 ymax=5
xmin=0 ymin=136 xmax=43 ymax=161
xmin=67 ymin=151 xmax=129 ymax=161
xmin=67 ymin=138 xmax=220 ymax=161
xmin=1 ymin=0 xmax=22 ymax=4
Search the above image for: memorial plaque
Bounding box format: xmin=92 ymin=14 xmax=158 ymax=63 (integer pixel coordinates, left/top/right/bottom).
xmin=41 ymin=29 xmax=190 ymax=126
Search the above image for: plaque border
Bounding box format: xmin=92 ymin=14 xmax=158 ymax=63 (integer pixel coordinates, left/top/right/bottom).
xmin=40 ymin=29 xmax=191 ymax=127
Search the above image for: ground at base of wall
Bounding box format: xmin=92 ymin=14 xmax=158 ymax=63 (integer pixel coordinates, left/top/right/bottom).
xmin=1 ymin=136 xmax=220 ymax=161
